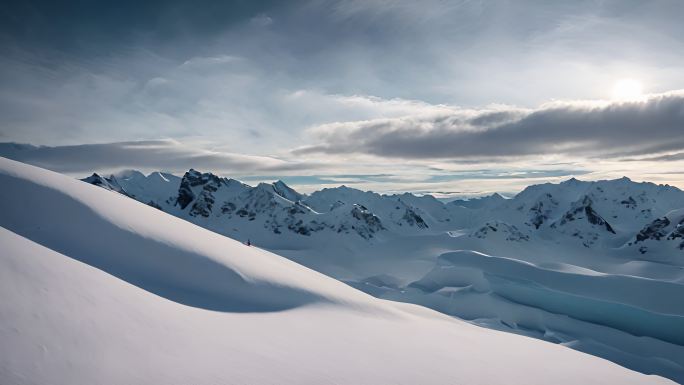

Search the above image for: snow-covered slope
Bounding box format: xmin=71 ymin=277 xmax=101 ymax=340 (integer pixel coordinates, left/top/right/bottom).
xmin=402 ymin=251 xmax=684 ymax=373
xmin=77 ymin=165 xmax=684 ymax=382
xmin=1 ymin=156 xmax=671 ymax=384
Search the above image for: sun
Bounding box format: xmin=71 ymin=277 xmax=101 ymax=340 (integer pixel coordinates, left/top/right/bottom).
xmin=611 ymin=79 xmax=643 ymax=101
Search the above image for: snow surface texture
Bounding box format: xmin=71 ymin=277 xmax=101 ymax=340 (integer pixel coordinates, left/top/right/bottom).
xmin=79 ymin=167 xmax=684 ymax=383
xmin=0 ymin=156 xmax=672 ymax=384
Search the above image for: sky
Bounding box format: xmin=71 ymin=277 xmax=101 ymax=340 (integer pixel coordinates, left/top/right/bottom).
xmin=1 ymin=0 xmax=683 ymax=197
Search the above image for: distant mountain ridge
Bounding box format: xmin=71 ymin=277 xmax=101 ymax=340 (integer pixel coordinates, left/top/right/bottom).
xmin=82 ymin=169 xmax=684 ymax=254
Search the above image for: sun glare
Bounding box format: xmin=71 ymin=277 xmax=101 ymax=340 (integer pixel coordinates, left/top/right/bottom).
xmin=611 ymin=79 xmax=643 ymax=101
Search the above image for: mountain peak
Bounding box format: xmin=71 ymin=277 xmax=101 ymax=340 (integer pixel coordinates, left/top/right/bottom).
xmin=562 ymin=177 xmax=582 ymax=185
xmin=272 ymin=179 xmax=303 ymax=202
xmin=81 ymin=173 xmax=129 ymax=196
xmin=113 ymin=169 xmax=145 ymax=180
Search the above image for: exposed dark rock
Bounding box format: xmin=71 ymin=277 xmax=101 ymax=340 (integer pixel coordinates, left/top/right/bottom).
xmin=471 ymin=221 xmax=529 ymax=242
xmin=402 ymin=208 xmax=428 ymax=228
xmin=176 ymin=169 xmax=224 ymax=210
xmin=221 ymin=202 xmax=236 ymax=214
xmin=557 ymin=196 xmax=616 ymax=234
xmin=635 ymin=217 xmax=671 ymax=243
xmin=667 ymin=225 xmax=684 ymax=241
xmin=621 ymin=196 xmax=637 ymax=209
xmin=585 ymin=205 xmax=616 ymax=234
xmin=350 ymin=204 xmax=385 ymax=239
xmin=81 ymin=173 xmax=131 ymax=197
xmin=527 ymin=193 xmax=558 ymax=229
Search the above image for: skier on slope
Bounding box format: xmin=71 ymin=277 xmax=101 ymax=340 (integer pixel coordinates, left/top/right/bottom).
xmin=246 ymin=239 xmax=251 ymax=246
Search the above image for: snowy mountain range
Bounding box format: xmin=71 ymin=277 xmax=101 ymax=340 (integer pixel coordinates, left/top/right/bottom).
xmin=2 ymin=156 xmax=673 ymax=384
xmin=79 ymin=167 xmax=684 ymax=383
xmin=84 ymin=168 xmax=684 ymax=256
xmin=83 ymin=168 xmax=449 ymax=244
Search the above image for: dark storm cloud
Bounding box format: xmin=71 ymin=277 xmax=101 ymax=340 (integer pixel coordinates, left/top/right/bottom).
xmin=0 ymin=140 xmax=313 ymax=174
xmin=295 ymin=92 xmax=684 ymax=160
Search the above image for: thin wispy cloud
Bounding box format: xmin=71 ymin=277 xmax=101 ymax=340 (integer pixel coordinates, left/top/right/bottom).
xmin=0 ymin=140 xmax=315 ymax=175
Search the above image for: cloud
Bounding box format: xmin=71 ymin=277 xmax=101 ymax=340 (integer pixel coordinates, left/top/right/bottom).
xmin=2 ymin=1 xmax=684 ymax=195
xmin=295 ymin=91 xmax=684 ymax=160
xmin=2 ymin=0 xmax=684 ymax=156
xmin=623 ymin=152 xmax=684 ymax=162
xmin=250 ymin=14 xmax=273 ymax=27
xmin=0 ymin=139 xmax=314 ymax=175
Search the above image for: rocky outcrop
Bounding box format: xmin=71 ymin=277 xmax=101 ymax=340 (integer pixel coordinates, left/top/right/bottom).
xmin=621 ymin=196 xmax=637 ymax=209
xmin=175 ymin=169 xmax=223 ymax=211
xmin=471 ymin=221 xmax=529 ymax=242
xmin=164 ymin=170 xmax=390 ymax=240
xmin=348 ymin=204 xmax=385 ymax=239
xmin=632 ymin=213 xmax=684 ymax=251
xmin=527 ymin=193 xmax=558 ymax=229
xmin=635 ymin=217 xmax=671 ymax=243
xmin=555 ymin=196 xmax=616 ymax=234
xmin=401 ymin=208 xmax=428 ymax=228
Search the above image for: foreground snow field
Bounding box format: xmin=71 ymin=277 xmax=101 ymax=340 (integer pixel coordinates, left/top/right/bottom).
xmin=70 ymin=164 xmax=684 ymax=381
xmin=0 ymin=156 xmax=673 ymax=384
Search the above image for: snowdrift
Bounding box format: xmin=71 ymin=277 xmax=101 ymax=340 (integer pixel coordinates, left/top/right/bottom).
xmin=405 ymin=250 xmax=684 ymax=382
xmin=413 ymin=251 xmax=684 ymax=345
xmin=0 ymin=156 xmax=672 ymax=384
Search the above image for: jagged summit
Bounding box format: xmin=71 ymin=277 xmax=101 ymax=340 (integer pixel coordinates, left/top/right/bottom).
xmin=550 ymin=195 xmax=616 ymax=246
xmin=82 ymin=173 xmax=130 ymax=196
xmin=81 ymin=170 xmax=684 ymax=251
xmin=448 ymin=192 xmax=508 ymax=209
xmin=80 ymin=168 xmax=419 ymax=242
xmin=113 ymin=169 xmax=147 ymax=180
xmin=273 ymin=179 xmax=303 ymax=202
xmin=562 ymin=177 xmax=583 ymax=185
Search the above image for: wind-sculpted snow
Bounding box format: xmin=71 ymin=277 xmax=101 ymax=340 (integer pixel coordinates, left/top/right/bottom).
xmin=403 ymin=250 xmax=684 ymax=382
xmin=1 ymin=156 xmax=671 ymax=385
xmin=414 ymin=251 xmax=684 ymax=343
